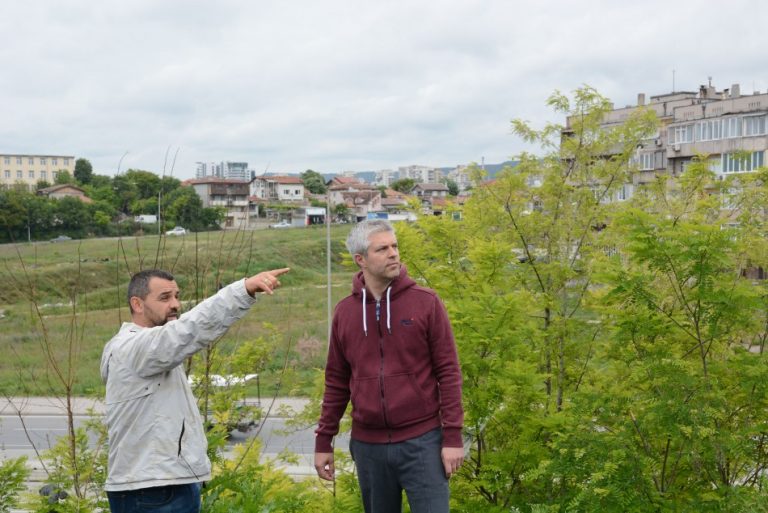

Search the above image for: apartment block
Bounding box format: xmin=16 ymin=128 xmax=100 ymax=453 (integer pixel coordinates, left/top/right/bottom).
xmin=1 ymin=154 xmax=75 ymax=191
xmin=397 ymin=165 xmax=442 ymax=183
xmin=373 ymin=169 xmax=398 ymax=187
xmin=565 ymin=82 xmax=768 ymax=198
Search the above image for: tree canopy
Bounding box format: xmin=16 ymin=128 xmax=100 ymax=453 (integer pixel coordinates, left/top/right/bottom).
xmin=301 ymin=169 xmax=327 ymax=194
xmin=73 ymin=158 xmax=93 ymax=184
xmin=395 ymin=86 xmax=768 ymax=512
xmin=390 ymin=178 xmax=415 ymax=193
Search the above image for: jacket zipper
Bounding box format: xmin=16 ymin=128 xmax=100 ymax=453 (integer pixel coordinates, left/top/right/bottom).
xmin=376 ymin=300 xmax=392 ymax=441
xmin=177 ymin=419 xmax=185 ymax=457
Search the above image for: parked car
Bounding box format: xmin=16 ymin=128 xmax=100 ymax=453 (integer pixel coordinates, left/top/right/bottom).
xmin=165 ymin=226 xmax=188 ymax=236
xmin=269 ymin=220 xmax=292 ymax=229
xmin=50 ymin=235 xmax=72 ymax=243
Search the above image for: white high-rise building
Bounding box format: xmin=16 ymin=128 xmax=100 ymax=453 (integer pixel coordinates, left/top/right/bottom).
xmin=223 ymin=162 xmax=248 ymax=180
xmin=195 ymin=161 xmax=223 ymax=179
xmin=397 ymin=165 xmax=441 ymax=183
xmin=195 ymin=161 xmax=248 ymax=180
xmin=374 ymin=169 xmax=398 ymax=187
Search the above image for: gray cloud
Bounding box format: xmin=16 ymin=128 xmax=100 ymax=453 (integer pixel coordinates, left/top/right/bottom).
xmin=2 ymin=0 xmax=767 ymax=178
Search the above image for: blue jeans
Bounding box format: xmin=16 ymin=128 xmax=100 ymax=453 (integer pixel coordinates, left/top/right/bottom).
xmin=350 ymin=428 xmax=449 ymax=513
xmin=107 ymin=482 xmax=201 ymax=513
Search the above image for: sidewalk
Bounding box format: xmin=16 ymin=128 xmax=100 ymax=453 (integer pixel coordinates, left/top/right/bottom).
xmin=0 ymin=396 xmax=309 ymax=417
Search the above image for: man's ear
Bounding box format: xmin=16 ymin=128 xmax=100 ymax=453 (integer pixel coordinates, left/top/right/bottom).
xmin=129 ymin=296 xmax=143 ymax=314
xmin=353 ymin=253 xmax=365 ymax=269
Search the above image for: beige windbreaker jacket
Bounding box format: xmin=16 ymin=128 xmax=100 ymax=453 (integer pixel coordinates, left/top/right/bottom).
xmin=100 ymin=279 xmax=258 ymax=491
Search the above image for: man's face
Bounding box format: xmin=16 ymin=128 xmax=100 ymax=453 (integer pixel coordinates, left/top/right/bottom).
xmin=131 ymin=277 xmax=181 ymax=328
xmin=356 ymin=231 xmax=401 ymax=285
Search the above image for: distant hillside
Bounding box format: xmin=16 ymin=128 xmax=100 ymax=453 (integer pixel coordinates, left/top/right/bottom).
xmin=322 ymin=160 xmax=519 ymax=184
xmin=438 ymin=160 xmax=518 ymax=180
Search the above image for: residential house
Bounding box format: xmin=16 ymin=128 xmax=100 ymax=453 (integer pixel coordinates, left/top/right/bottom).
xmin=327 ymin=177 xmax=382 ymax=221
xmin=250 ymin=175 xmax=305 ymax=202
xmin=411 ymin=183 xmax=448 ymax=201
xmin=185 ymin=178 xmax=250 ymax=229
xmin=37 ymin=184 xmax=92 ymax=203
xmin=380 ymin=188 xmax=412 ymax=214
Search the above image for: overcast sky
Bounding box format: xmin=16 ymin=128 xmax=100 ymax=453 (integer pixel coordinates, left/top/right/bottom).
xmin=2 ymin=0 xmax=767 ymax=180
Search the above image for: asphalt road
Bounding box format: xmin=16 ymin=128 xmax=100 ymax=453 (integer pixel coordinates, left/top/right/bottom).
xmin=0 ymin=398 xmax=347 ymax=479
xmin=0 ymin=414 xmax=318 ymax=460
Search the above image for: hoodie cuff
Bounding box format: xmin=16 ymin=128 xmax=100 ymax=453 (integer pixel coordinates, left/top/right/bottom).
xmin=441 ymin=427 xmax=463 ymax=448
xmin=315 ymin=434 xmax=334 ymax=454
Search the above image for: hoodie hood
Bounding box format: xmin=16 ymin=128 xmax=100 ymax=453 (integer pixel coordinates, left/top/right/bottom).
xmin=351 ymin=264 xmax=416 ymax=301
xmin=352 ymin=265 xmax=416 ymax=336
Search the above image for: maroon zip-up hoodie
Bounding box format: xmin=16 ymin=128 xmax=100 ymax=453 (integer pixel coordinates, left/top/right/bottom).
xmin=315 ymin=266 xmax=463 ymax=453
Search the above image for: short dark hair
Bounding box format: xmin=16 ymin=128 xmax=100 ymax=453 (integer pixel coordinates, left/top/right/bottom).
xmin=127 ymin=269 xmax=175 ymax=313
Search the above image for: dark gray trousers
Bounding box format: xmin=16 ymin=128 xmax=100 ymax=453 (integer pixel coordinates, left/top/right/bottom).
xmin=350 ymin=428 xmax=449 ymax=513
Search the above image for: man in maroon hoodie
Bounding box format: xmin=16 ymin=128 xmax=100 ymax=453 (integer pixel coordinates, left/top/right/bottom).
xmin=315 ymin=219 xmax=464 ymax=513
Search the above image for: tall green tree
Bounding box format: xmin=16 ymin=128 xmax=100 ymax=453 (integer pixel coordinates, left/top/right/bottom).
xmin=301 ymin=169 xmax=327 ymax=194
xmin=164 ymin=186 xmax=223 ymax=231
xmin=112 ymin=174 xmax=139 ymax=214
xmin=390 ymin=178 xmax=415 ymax=193
xmin=445 ymin=178 xmax=459 ymax=196
xmin=124 ymin=169 xmax=161 ymax=200
xmin=73 ymin=158 xmax=94 ymax=184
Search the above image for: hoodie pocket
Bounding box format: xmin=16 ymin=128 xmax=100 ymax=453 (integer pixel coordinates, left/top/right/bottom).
xmin=350 ymin=376 xmax=386 ymax=427
xmin=383 ymin=373 xmax=433 ymax=426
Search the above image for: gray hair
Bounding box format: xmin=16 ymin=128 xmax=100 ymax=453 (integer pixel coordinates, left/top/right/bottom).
xmin=345 ymin=220 xmax=395 ymax=256
xmin=127 ymin=269 xmax=175 ymax=313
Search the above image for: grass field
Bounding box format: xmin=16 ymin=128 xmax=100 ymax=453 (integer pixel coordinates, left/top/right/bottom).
xmin=0 ymin=226 xmax=357 ymax=396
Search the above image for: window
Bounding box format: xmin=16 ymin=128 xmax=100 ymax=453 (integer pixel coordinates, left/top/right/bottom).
xmin=696 ymin=119 xmax=722 ymax=141
xmin=28 ymin=157 xmax=34 ymax=165
xmin=53 ymin=171 xmax=58 ymax=180
xmin=638 ymin=152 xmax=654 ymax=170
xmin=722 ymin=117 xmax=743 ymax=138
xmin=52 ymin=158 xmax=57 ymax=165
xmin=16 ymin=170 xmax=22 ymax=179
xmin=744 ymin=115 xmax=766 ymax=136
xmin=3 ymin=157 xmax=9 ymax=165
xmin=4 ymin=170 xmax=9 ymax=179
xmin=616 ymin=184 xmax=633 ymax=201
xmin=16 ymin=157 xmax=21 ymax=165
xmin=41 ymin=170 xmax=47 ymax=180
xmin=721 ymin=151 xmax=764 ymax=173
xmin=28 ymin=170 xmax=35 ymax=179
xmin=40 ymin=157 xmax=47 ymax=165
xmin=669 ymin=124 xmax=694 ymax=144
xmin=295 ymin=189 xmax=301 ymax=195
xmin=63 ymin=158 xmax=69 ymax=166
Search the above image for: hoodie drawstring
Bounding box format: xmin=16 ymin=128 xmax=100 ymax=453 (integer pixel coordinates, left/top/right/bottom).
xmin=361 ymin=286 xmax=392 ymax=336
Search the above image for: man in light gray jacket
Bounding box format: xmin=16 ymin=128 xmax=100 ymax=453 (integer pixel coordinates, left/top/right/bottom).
xmin=101 ymin=267 xmax=289 ymax=513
